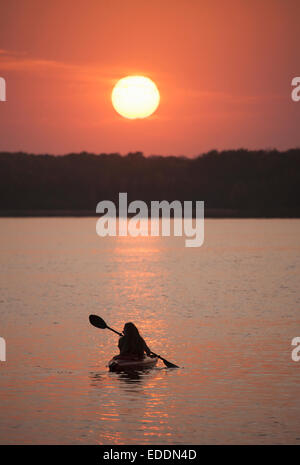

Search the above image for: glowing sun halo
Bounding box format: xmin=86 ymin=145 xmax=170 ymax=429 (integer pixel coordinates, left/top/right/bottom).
xmin=111 ymin=75 xmax=160 ymax=119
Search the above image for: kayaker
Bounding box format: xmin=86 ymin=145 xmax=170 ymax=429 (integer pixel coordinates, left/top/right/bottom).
xmin=117 ymin=322 xmax=152 ymax=359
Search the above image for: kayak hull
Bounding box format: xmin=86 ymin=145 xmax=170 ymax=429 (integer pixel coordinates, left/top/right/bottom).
xmin=108 ymin=356 xmax=158 ymax=372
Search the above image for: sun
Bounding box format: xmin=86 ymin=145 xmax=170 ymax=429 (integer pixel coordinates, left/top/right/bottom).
xmin=111 ymin=75 xmax=160 ymax=119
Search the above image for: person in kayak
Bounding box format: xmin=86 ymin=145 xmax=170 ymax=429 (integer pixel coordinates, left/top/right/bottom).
xmin=116 ymin=322 xmax=152 ymax=360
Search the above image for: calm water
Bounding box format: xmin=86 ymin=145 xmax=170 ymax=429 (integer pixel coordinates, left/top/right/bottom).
xmin=0 ymin=218 xmax=299 ymax=444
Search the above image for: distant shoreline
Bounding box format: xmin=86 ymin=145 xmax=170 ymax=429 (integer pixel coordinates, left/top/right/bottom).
xmin=1 ymin=150 xmax=300 ymax=218
xmin=1 ymin=208 xmax=299 ymax=218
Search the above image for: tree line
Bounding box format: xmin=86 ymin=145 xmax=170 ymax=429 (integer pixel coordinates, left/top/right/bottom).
xmin=0 ymin=149 xmax=299 ymax=216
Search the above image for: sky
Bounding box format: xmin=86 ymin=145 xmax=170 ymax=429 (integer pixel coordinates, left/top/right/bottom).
xmin=0 ymin=0 xmax=299 ymax=156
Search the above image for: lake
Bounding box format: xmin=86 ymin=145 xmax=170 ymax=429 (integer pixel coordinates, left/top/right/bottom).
xmin=0 ymin=218 xmax=299 ymax=444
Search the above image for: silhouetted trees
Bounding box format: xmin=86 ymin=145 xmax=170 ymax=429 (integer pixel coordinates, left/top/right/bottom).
xmin=0 ymin=149 xmax=299 ymax=216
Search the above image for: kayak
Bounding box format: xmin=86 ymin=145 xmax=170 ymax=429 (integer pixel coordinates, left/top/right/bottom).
xmin=108 ymin=355 xmax=158 ymax=372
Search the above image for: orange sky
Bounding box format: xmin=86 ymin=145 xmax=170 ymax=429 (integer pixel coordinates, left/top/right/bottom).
xmin=0 ymin=0 xmax=299 ymax=156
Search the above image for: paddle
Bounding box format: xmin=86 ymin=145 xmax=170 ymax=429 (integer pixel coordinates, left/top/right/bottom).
xmin=89 ymin=314 xmax=179 ymax=368
xmin=89 ymin=314 xmax=123 ymax=336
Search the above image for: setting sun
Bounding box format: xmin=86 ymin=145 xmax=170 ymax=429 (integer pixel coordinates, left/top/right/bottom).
xmin=111 ymin=75 xmax=160 ymax=119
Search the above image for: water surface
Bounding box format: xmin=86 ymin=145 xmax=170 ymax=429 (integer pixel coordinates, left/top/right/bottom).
xmin=0 ymin=218 xmax=299 ymax=444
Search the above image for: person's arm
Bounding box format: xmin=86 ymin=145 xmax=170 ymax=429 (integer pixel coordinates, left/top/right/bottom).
xmin=118 ymin=336 xmax=125 ymax=354
xmin=142 ymin=337 xmax=151 ymax=356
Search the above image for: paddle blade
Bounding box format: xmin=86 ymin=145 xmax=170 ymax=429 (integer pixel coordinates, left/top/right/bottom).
xmin=162 ymin=359 xmax=179 ymax=368
xmin=150 ymin=351 xmax=179 ymax=368
xmin=89 ymin=314 xmax=107 ymax=329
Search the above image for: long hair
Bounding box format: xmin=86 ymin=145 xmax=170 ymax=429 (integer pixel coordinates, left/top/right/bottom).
xmin=123 ymin=322 xmax=144 ymax=357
